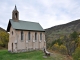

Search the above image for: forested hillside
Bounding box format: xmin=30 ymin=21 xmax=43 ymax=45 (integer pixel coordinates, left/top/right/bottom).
xmin=0 ymin=27 xmax=9 ymax=49
xmin=45 ymin=19 xmax=80 ymax=43
xmin=45 ymin=19 xmax=80 ymax=60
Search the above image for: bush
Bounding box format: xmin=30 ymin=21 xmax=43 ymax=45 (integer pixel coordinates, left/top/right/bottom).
xmin=52 ymin=43 xmax=59 ymax=51
xmin=72 ymin=47 xmax=80 ymax=60
xmin=59 ymin=45 xmax=67 ymax=54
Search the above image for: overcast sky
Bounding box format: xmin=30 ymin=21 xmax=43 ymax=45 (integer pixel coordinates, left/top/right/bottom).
xmin=0 ymin=0 xmax=80 ymax=30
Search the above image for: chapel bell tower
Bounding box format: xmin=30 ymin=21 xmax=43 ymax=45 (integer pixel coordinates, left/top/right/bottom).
xmin=12 ymin=5 xmax=19 ymax=21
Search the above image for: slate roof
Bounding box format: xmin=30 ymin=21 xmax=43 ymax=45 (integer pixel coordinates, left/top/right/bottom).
xmin=7 ymin=19 xmax=45 ymax=32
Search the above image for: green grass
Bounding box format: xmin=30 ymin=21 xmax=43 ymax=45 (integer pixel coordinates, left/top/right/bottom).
xmin=0 ymin=50 xmax=52 ymax=60
xmin=0 ymin=50 xmax=72 ymax=60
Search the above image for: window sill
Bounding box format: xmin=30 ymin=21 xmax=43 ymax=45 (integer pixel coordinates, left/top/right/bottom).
xmin=26 ymin=40 xmax=28 ymax=43
xmin=33 ymin=40 xmax=35 ymax=42
xmin=21 ymin=40 xmax=24 ymax=42
xmin=39 ymin=40 xmax=41 ymax=42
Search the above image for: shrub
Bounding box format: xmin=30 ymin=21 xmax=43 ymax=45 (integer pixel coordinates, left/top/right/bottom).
xmin=52 ymin=43 xmax=59 ymax=52
xmin=59 ymin=45 xmax=67 ymax=55
xmin=72 ymin=47 xmax=80 ymax=60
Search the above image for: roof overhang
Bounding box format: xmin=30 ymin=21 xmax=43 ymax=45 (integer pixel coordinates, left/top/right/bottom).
xmin=16 ymin=29 xmax=45 ymax=32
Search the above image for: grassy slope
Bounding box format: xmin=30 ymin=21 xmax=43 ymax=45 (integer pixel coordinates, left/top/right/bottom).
xmin=0 ymin=50 xmax=72 ymax=60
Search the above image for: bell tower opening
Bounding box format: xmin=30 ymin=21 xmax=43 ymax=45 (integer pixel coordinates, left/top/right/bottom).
xmin=15 ymin=13 xmax=17 ymax=19
xmin=12 ymin=5 xmax=19 ymax=21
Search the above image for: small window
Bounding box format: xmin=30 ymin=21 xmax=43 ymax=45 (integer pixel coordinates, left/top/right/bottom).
xmin=21 ymin=31 xmax=23 ymax=40
xmin=12 ymin=31 xmax=13 ymax=35
xmin=40 ymin=33 xmax=42 ymax=40
xmin=35 ymin=32 xmax=37 ymax=40
xmin=28 ymin=32 xmax=30 ymax=40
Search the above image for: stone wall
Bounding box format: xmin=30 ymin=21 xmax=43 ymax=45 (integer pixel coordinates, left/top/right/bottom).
xmin=8 ymin=27 xmax=46 ymax=53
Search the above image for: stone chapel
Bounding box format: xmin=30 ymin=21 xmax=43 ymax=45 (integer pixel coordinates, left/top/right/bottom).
xmin=7 ymin=6 xmax=46 ymax=53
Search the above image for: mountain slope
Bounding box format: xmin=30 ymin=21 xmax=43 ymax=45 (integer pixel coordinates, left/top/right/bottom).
xmin=45 ymin=19 xmax=80 ymax=43
xmin=0 ymin=27 xmax=6 ymax=32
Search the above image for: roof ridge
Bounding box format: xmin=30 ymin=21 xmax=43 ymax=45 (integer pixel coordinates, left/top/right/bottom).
xmin=9 ymin=19 xmax=39 ymax=24
xmin=19 ymin=20 xmax=39 ymax=24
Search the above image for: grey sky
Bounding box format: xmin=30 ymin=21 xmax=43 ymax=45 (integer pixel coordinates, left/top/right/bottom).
xmin=0 ymin=0 xmax=80 ymax=30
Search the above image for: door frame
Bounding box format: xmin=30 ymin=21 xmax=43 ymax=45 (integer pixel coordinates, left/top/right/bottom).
xmin=12 ymin=43 xmax=13 ymax=52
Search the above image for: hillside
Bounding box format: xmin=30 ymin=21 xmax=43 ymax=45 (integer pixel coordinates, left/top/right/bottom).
xmin=45 ymin=19 xmax=80 ymax=43
xmin=0 ymin=27 xmax=6 ymax=32
xmin=0 ymin=27 xmax=9 ymax=49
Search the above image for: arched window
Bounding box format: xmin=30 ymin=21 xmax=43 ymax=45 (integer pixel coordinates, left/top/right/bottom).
xmin=15 ymin=13 xmax=17 ymax=18
xmin=21 ymin=31 xmax=23 ymax=40
xmin=28 ymin=31 xmax=30 ymax=40
xmin=40 ymin=33 xmax=42 ymax=40
xmin=35 ymin=32 xmax=37 ymax=40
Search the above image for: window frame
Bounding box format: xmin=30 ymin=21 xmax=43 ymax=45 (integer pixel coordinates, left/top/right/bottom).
xmin=21 ymin=31 xmax=23 ymax=40
xmin=28 ymin=31 xmax=30 ymax=40
xmin=40 ymin=32 xmax=42 ymax=40
xmin=35 ymin=32 xmax=37 ymax=40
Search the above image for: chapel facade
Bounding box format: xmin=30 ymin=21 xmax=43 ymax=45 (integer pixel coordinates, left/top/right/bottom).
xmin=7 ymin=6 xmax=46 ymax=53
